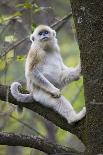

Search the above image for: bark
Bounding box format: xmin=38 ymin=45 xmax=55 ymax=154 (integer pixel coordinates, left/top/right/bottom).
xmin=0 ymin=84 xmax=86 ymax=144
xmin=0 ymin=132 xmax=79 ymax=154
xmin=70 ymin=0 xmax=103 ymax=154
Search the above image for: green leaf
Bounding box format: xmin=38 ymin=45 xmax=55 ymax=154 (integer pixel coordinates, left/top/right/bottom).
xmin=16 ymin=3 xmax=24 ymax=8
xmin=33 ymin=3 xmax=39 ymax=8
xmin=17 ymin=56 xmax=25 ymax=62
xmin=14 ymin=11 xmax=22 ymax=17
xmin=16 ymin=3 xmax=32 ymax=9
xmin=31 ymin=23 xmax=36 ymax=32
xmin=23 ymin=3 xmax=32 ymax=9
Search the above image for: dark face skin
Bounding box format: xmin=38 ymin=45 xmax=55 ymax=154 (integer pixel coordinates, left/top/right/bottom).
xmin=31 ymin=29 xmax=50 ymax=42
xmin=30 ymin=26 xmax=56 ymax=43
xmin=38 ymin=30 xmax=50 ymax=41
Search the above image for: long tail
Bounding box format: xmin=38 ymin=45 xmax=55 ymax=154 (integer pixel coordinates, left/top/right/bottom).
xmin=10 ymin=82 xmax=33 ymax=102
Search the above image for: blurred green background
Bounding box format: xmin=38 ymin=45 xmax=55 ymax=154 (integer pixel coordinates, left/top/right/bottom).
xmin=0 ymin=0 xmax=85 ymax=154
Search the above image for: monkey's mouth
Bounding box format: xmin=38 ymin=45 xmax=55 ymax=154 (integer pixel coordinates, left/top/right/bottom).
xmin=42 ymin=37 xmax=49 ymax=41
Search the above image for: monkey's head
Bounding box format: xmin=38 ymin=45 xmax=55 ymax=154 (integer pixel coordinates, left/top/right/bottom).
xmin=30 ymin=25 xmax=56 ymax=43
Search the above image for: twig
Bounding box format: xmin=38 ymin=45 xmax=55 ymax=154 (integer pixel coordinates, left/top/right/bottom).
xmin=51 ymin=12 xmax=72 ymax=31
xmin=0 ymin=84 xmax=86 ymax=144
xmin=0 ymin=13 xmax=72 ymax=58
xmin=0 ymin=36 xmax=29 ymax=58
xmin=10 ymin=115 xmax=45 ymax=138
xmin=0 ymin=22 xmax=10 ymax=37
xmin=0 ymin=132 xmax=80 ymax=154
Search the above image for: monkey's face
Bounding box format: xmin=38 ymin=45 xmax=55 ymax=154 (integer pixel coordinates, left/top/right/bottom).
xmin=30 ymin=25 xmax=56 ymax=43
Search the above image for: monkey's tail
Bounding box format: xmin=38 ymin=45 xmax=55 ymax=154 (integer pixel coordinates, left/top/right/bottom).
xmin=10 ymin=82 xmax=33 ymax=103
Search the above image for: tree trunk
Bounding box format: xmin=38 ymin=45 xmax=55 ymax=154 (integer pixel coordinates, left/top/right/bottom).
xmin=70 ymin=1 xmax=103 ymax=154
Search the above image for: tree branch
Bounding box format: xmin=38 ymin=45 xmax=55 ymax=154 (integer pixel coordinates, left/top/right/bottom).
xmin=0 ymin=132 xmax=80 ymax=154
xmin=0 ymin=13 xmax=72 ymax=58
xmin=0 ymin=37 xmax=29 ymax=58
xmin=10 ymin=115 xmax=45 ymax=138
xmin=51 ymin=12 xmax=72 ymax=31
xmin=0 ymin=84 xmax=86 ymax=144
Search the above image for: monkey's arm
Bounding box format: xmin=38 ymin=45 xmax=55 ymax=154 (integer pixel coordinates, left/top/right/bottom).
xmin=26 ymin=47 xmax=61 ymax=97
xmin=29 ymin=68 xmax=61 ymax=97
xmin=61 ymin=64 xmax=81 ymax=87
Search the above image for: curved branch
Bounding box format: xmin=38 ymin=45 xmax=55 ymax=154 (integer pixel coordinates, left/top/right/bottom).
xmin=0 ymin=132 xmax=80 ymax=154
xmin=0 ymin=13 xmax=72 ymax=58
xmin=0 ymin=84 xmax=86 ymax=144
xmin=10 ymin=115 xmax=45 ymax=138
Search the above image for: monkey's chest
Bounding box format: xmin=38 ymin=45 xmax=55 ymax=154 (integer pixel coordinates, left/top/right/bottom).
xmin=42 ymin=59 xmax=63 ymax=88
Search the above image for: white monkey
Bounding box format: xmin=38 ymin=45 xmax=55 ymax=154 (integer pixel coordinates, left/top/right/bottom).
xmin=11 ymin=25 xmax=86 ymax=123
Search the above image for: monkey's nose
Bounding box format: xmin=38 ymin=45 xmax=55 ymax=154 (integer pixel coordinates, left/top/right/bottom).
xmin=43 ymin=33 xmax=46 ymax=36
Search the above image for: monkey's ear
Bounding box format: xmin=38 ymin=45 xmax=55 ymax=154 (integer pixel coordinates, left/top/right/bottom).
xmin=30 ymin=34 xmax=35 ymax=42
xmin=52 ymin=30 xmax=56 ymax=37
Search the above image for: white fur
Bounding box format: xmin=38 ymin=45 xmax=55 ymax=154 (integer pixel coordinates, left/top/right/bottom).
xmin=11 ymin=25 xmax=86 ymax=124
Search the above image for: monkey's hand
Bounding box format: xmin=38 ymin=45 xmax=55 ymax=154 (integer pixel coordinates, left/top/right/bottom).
xmin=75 ymin=63 xmax=81 ymax=77
xmin=72 ymin=63 xmax=81 ymax=81
xmin=61 ymin=63 xmax=81 ymax=87
xmin=30 ymin=68 xmax=61 ymax=98
xmin=50 ymin=88 xmax=61 ymax=98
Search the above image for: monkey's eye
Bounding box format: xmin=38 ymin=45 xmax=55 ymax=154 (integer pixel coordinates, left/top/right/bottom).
xmin=39 ymin=32 xmax=42 ymax=35
xmin=45 ymin=31 xmax=48 ymax=34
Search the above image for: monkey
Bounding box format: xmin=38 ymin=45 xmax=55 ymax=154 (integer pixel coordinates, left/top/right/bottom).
xmin=11 ymin=25 xmax=86 ymax=124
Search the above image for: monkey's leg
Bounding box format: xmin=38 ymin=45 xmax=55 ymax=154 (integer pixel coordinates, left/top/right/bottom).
xmin=28 ymin=68 xmax=61 ymax=97
xmin=33 ymin=90 xmax=86 ymax=124
xmin=54 ymin=96 xmax=86 ymax=124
